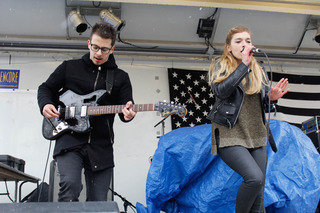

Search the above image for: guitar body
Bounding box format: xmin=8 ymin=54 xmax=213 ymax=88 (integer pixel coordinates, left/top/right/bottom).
xmin=42 ymin=90 xmax=106 ymax=140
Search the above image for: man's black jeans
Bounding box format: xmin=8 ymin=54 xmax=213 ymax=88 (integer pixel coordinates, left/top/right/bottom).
xmin=55 ymin=145 xmax=112 ymax=202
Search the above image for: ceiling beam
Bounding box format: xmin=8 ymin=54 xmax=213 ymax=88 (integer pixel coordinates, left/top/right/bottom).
xmin=75 ymin=0 xmax=320 ymax=15
xmin=1 ymin=36 xmax=320 ymax=62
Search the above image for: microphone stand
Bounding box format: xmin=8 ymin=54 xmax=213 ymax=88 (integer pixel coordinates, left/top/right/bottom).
xmin=109 ymin=187 xmax=136 ymax=213
xmin=315 ymin=116 xmax=320 ymax=153
xmin=149 ymin=115 xmax=171 ymax=163
xmin=154 ymin=115 xmax=170 ymax=138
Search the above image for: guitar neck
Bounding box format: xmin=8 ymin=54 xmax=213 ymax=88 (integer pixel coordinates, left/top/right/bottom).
xmin=87 ymin=104 xmax=155 ymax=116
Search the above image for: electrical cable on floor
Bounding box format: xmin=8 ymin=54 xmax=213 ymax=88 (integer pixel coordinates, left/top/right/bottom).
xmin=37 ymin=140 xmax=52 ymax=202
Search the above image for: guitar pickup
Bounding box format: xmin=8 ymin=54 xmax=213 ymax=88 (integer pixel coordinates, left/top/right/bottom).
xmin=65 ymin=106 xmax=76 ymax=119
xmin=81 ymin=106 xmax=87 ymax=117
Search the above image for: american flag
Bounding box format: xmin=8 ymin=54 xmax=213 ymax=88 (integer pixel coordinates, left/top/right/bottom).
xmin=168 ymin=68 xmax=215 ymax=130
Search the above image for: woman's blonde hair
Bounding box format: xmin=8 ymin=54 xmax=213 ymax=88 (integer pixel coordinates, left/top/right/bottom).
xmin=208 ymin=26 xmax=267 ymax=94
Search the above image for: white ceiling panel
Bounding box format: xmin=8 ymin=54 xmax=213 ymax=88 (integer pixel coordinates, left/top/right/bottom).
xmin=0 ymin=0 xmax=319 ymax=61
xmin=0 ymin=0 xmax=66 ymax=37
xmin=120 ymin=4 xmax=216 ymax=42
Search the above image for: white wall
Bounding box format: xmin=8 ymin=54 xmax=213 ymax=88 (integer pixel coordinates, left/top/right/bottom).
xmin=0 ymin=56 xmax=62 ymax=203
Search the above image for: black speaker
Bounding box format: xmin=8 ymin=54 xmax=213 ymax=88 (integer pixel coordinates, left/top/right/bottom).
xmin=0 ymin=201 xmax=119 ymax=213
xmin=301 ymin=116 xmax=320 ymax=153
xmin=306 ymin=131 xmax=320 ymax=153
xmin=21 ymin=182 xmax=49 ymax=202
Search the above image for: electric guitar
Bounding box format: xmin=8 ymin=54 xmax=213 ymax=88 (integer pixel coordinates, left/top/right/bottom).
xmin=42 ymin=90 xmax=187 ymax=140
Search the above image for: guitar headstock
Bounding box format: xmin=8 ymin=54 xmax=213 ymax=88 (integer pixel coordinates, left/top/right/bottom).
xmin=155 ymin=101 xmax=187 ymax=117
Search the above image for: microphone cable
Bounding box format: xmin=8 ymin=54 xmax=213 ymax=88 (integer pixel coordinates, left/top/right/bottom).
xmin=258 ymin=49 xmax=274 ymax=152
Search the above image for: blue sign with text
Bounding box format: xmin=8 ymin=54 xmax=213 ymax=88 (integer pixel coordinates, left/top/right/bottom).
xmin=0 ymin=69 xmax=20 ymax=89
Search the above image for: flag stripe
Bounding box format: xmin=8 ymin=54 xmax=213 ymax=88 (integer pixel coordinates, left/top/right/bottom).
xmin=276 ymin=105 xmax=320 ymax=116
xmin=283 ymin=92 xmax=320 ymax=100
xmin=268 ymin=72 xmax=320 ymax=85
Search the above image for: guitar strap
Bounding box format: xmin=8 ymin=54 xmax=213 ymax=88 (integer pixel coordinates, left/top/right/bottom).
xmin=106 ymin=69 xmax=114 ymax=144
xmin=106 ymin=69 xmax=114 ymax=95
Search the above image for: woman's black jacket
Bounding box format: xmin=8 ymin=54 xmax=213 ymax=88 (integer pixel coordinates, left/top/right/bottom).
xmin=207 ymin=62 xmax=277 ymax=152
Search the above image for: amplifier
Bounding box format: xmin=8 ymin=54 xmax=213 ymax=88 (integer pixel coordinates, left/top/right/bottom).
xmin=306 ymin=131 xmax=320 ymax=153
xmin=301 ymin=116 xmax=320 ymax=134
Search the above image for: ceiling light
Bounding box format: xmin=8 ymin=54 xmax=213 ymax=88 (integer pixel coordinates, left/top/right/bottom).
xmin=99 ymin=9 xmax=125 ymax=32
xmin=68 ymin=9 xmax=88 ymax=34
xmin=197 ymin=18 xmax=215 ymax=38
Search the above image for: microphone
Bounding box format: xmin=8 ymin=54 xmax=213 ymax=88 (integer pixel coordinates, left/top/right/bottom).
xmin=251 ymin=48 xmax=261 ymax=53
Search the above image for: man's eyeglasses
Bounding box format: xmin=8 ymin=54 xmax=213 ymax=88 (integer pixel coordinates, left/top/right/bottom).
xmin=90 ymin=44 xmax=112 ymax=54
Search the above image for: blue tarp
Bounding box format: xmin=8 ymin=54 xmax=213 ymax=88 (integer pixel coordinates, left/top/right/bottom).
xmin=136 ymin=119 xmax=320 ymax=213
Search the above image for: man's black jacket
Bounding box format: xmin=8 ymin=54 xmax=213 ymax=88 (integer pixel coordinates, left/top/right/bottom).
xmin=37 ymin=53 xmax=134 ymax=171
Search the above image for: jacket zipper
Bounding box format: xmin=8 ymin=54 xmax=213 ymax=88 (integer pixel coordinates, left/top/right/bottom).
xmin=88 ymin=66 xmax=101 ymax=144
xmin=232 ymin=68 xmax=249 ymax=88
xmin=230 ymin=85 xmax=245 ymax=128
xmin=93 ymin=67 xmax=101 ymax=91
xmin=213 ymin=100 xmax=224 ymax=114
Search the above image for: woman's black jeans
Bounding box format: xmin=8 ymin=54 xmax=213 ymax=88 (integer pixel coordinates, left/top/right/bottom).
xmin=218 ymin=145 xmax=267 ymax=213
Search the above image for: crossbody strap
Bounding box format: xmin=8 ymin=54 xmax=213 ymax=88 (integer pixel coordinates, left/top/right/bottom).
xmin=106 ymin=69 xmax=114 ymax=95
